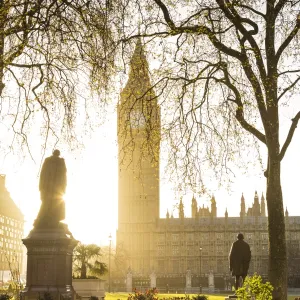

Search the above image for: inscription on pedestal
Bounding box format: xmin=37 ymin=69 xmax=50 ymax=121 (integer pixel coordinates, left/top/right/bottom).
xmin=36 ymin=259 xmax=54 ymax=284
xmin=32 ymin=247 xmax=58 ymax=252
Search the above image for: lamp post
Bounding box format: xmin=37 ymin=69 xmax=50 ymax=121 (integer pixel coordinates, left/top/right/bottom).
xmin=224 ymin=274 xmax=227 ymax=291
xmin=199 ymin=247 xmax=202 ymax=293
xmin=0 ymin=250 xmax=3 ymax=287
xmin=108 ymin=234 xmax=112 ymax=293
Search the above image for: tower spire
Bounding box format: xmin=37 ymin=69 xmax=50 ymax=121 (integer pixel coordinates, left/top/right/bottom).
xmin=285 ymin=207 xmax=289 ymax=217
xmin=191 ymin=194 xmax=198 ymax=218
xmin=240 ymin=193 xmax=246 ymax=218
xmin=179 ymin=197 xmax=184 ymax=219
xmin=253 ymin=191 xmax=260 ymax=217
xmin=211 ymin=194 xmax=217 ymax=217
xmin=261 ymin=193 xmax=266 ymax=217
xmin=121 ymin=38 xmax=151 ymax=99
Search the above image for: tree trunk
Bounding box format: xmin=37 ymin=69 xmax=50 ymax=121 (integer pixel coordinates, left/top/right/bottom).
xmin=81 ymin=263 xmax=87 ymax=279
xmin=0 ymin=1 xmax=5 ymax=96
xmin=266 ymin=156 xmax=287 ymax=300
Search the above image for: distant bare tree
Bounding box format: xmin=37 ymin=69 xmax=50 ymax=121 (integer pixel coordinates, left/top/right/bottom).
xmin=6 ymin=252 xmax=22 ymax=300
xmin=101 ymin=242 xmax=129 ymax=279
xmin=115 ymin=1 xmax=300 ymax=298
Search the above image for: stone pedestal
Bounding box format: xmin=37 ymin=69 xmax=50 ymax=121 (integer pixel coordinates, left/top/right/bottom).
xmin=185 ymin=269 xmax=192 ymax=293
xmin=208 ymin=271 xmax=215 ymax=293
xmin=72 ymin=279 xmax=105 ymax=300
xmin=21 ymin=226 xmax=78 ymax=300
xmin=126 ymin=269 xmax=132 ymax=292
xmin=150 ymin=271 xmax=156 ymax=288
xmin=225 ymin=295 xmax=237 ymax=300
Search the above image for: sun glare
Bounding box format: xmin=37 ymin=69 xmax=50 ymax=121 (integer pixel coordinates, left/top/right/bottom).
xmin=3 ymin=103 xmax=300 ymax=248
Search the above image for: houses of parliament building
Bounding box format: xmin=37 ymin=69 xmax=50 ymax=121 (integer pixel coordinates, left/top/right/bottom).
xmin=115 ymin=40 xmax=300 ymax=291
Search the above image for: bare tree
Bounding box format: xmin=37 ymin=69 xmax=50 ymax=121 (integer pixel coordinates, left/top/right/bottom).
xmin=101 ymin=242 xmax=129 ymax=278
xmin=0 ymin=0 xmax=116 ymax=157
xmin=115 ymin=1 xmax=300 ymax=298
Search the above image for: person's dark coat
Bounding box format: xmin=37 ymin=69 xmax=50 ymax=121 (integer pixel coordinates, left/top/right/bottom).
xmin=229 ymin=239 xmax=251 ymax=276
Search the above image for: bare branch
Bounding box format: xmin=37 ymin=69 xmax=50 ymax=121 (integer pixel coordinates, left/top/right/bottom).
xmin=276 ymin=15 xmax=300 ymax=62
xmin=153 ymin=0 xmax=176 ymax=30
xmin=278 ymin=76 xmax=300 ymax=101
xmin=216 ymin=0 xmax=267 ymax=83
xmin=238 ymin=4 xmax=266 ymax=19
xmin=279 ymin=111 xmax=300 ymax=160
xmin=221 ymin=64 xmax=266 ymax=144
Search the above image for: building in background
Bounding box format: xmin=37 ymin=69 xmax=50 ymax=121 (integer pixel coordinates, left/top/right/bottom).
xmin=116 ymin=41 xmax=300 ymax=292
xmin=0 ymin=174 xmax=24 ymax=283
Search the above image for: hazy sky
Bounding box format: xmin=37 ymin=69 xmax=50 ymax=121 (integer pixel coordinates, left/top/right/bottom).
xmin=1 ymin=97 xmax=300 ymax=247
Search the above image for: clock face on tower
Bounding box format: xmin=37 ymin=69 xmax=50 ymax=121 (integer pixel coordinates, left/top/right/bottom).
xmin=130 ymin=110 xmax=146 ymax=128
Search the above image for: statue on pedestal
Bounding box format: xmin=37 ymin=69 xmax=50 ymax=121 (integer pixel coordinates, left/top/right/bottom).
xmin=186 ymin=269 xmax=192 ymax=288
xmin=22 ymin=149 xmax=77 ymax=300
xmin=126 ymin=267 xmax=133 ymax=292
xmin=34 ymin=149 xmax=67 ymax=228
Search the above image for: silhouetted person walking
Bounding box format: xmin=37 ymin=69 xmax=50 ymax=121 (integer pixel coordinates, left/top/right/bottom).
xmin=229 ymin=233 xmax=251 ymax=291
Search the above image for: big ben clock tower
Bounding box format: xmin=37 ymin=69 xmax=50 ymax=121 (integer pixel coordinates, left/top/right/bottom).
xmin=117 ymin=39 xmax=161 ymax=275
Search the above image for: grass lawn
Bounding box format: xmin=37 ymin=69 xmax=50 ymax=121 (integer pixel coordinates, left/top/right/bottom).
xmin=106 ymin=293 xmax=228 ymax=300
xmin=105 ymin=292 xmax=299 ymax=300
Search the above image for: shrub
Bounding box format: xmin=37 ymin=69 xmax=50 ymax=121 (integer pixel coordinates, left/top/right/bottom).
xmin=0 ymin=294 xmax=11 ymax=300
xmin=236 ymin=274 xmax=273 ymax=300
xmin=127 ymin=288 xmax=158 ymax=300
xmin=37 ymin=292 xmax=53 ymax=300
xmin=192 ymin=295 xmax=208 ymax=300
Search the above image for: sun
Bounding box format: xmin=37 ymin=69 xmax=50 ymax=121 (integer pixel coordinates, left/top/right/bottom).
xmin=63 ymin=134 xmax=118 ymax=246
xmin=65 ymin=181 xmax=117 ymax=246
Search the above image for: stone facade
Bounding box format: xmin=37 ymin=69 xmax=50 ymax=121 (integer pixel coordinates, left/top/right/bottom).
xmin=0 ymin=174 xmax=24 ymax=278
xmin=116 ymin=41 xmax=300 ymax=291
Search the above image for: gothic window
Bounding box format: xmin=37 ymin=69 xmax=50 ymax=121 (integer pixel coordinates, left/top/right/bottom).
xmin=217 ymin=259 xmax=223 ymax=273
xmin=187 ymin=259 xmax=193 ymax=269
xmin=202 ymin=259 xmax=209 ymax=273
xmin=172 ymin=260 xmax=179 ymax=273
xmin=158 ymin=260 xmax=165 ymax=272
xmin=229 ymin=233 xmax=236 ymax=241
xmin=216 ymin=245 xmax=223 ymax=253
xmin=202 ymin=233 xmax=209 ymax=240
xmin=246 ymin=233 xmax=254 ymax=241
xmin=187 ymin=248 xmax=193 ymax=256
xmin=172 ymin=234 xmax=179 ymax=241
xmin=291 ymin=232 xmax=298 ymax=240
xmin=159 ymin=233 xmax=165 ymax=242
xmin=187 ymin=233 xmax=193 ymax=241
xmin=216 ymin=233 xmax=223 ymax=240
xmin=157 ymin=246 xmax=164 ymax=256
xmin=171 ymin=246 xmax=179 ymax=256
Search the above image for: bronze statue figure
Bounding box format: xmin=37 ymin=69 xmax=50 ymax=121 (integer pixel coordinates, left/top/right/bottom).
xmin=34 ymin=149 xmax=67 ymax=228
xmin=229 ymin=233 xmax=251 ymax=292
